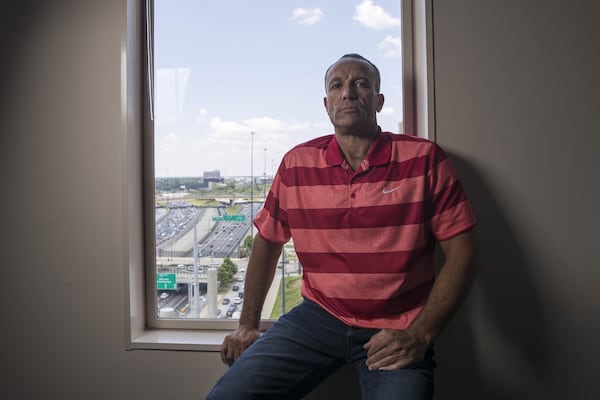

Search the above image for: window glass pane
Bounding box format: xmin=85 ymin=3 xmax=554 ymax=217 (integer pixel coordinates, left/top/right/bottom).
xmin=153 ymin=0 xmax=403 ymax=321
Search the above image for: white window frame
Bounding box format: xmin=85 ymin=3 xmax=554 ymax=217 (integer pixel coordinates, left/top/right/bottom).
xmin=126 ymin=0 xmax=434 ymax=351
xmin=402 ymin=0 xmax=435 ymax=139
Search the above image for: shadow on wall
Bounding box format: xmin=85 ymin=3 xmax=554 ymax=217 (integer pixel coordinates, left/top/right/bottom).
xmin=434 ymin=153 xmax=552 ymax=400
xmin=283 ymin=152 xmax=553 ymax=400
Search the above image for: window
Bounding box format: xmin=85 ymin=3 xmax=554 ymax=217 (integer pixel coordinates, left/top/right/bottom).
xmin=138 ymin=0 xmax=432 ymax=336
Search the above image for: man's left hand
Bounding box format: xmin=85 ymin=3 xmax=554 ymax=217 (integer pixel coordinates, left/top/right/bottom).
xmin=363 ymin=328 xmax=428 ymax=371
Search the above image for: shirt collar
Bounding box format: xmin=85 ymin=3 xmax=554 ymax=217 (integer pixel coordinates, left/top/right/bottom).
xmin=325 ymin=128 xmax=391 ymax=168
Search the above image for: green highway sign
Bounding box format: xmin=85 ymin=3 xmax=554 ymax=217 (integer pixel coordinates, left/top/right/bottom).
xmin=157 ymin=273 xmax=177 ymax=290
xmin=212 ymin=214 xmax=246 ymax=222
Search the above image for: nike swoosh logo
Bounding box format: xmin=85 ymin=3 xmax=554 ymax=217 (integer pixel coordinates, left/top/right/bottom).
xmin=382 ymin=186 xmax=401 ymax=194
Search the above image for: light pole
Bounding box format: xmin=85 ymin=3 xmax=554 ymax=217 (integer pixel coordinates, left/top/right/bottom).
xmin=250 ymin=131 xmax=254 ymax=238
xmin=281 ymin=249 xmax=286 ymax=315
xmin=263 ymin=147 xmax=267 ymax=199
xmin=192 ymin=215 xmax=200 ymax=318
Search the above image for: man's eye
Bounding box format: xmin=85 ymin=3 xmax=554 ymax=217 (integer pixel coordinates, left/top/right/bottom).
xmin=330 ymin=83 xmax=341 ymax=90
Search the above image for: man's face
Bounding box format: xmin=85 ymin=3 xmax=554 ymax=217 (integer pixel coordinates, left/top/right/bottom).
xmin=324 ymin=58 xmax=384 ymax=133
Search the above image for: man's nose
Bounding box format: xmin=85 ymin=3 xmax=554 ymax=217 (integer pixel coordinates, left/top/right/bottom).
xmin=342 ymin=84 xmax=357 ymax=100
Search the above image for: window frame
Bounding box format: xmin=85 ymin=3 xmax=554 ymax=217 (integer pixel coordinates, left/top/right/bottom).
xmin=127 ymin=0 xmax=434 ymax=351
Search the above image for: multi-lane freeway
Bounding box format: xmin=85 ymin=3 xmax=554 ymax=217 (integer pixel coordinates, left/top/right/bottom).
xmin=199 ymin=203 xmax=263 ymax=258
xmin=156 ymin=202 xmax=263 ymax=259
xmin=155 ymin=201 xmax=265 ymax=319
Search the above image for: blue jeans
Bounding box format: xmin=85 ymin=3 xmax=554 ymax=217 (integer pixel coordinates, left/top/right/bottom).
xmin=206 ymin=299 xmax=435 ymax=400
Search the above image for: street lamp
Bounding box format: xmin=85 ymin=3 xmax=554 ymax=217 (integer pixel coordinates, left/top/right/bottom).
xmin=192 ymin=216 xmax=200 ymax=318
xmin=263 ymin=147 xmax=267 ymax=199
xmin=281 ymin=250 xmax=286 ymax=315
xmin=250 ymin=131 xmax=254 ymax=238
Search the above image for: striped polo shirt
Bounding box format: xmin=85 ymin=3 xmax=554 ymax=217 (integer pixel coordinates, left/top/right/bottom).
xmin=254 ymin=130 xmax=477 ymax=329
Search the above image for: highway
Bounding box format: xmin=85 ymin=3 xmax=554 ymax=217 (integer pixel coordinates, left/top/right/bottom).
xmin=199 ymin=203 xmax=263 ymax=258
xmin=157 ymin=202 xmax=263 ymax=259
xmin=157 ymin=261 xmax=249 ymax=319
xmin=155 ymin=201 xmax=266 ymax=319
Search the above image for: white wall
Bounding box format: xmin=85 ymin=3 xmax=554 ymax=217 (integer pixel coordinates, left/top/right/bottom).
xmin=0 ymin=1 xmax=597 ymax=399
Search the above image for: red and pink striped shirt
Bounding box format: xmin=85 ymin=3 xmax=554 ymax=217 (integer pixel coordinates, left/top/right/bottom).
xmin=254 ymin=131 xmax=476 ymax=329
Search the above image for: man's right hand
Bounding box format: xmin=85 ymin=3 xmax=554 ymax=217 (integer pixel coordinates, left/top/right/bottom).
xmin=220 ymin=325 xmax=261 ymax=366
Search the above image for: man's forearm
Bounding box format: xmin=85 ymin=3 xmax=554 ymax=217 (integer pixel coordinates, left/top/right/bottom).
xmin=239 ymin=234 xmax=283 ymax=329
xmin=408 ymin=231 xmax=477 ymax=346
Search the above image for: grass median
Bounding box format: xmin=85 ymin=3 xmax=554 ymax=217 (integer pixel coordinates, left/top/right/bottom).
xmin=269 ymin=275 xmax=303 ymax=318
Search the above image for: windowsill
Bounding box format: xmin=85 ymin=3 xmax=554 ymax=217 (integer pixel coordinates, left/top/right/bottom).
xmin=129 ymin=328 xmax=229 ymax=351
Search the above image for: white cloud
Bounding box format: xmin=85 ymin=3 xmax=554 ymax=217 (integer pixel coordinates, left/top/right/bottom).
xmin=156 ymin=116 xmax=335 ymax=176
xmin=244 ymin=116 xmax=285 ymax=133
xmin=157 ymin=132 xmax=180 ymax=151
xmin=244 ymin=117 xmax=310 ymax=134
xmin=194 ymin=115 xmax=317 ymax=156
xmin=290 ymin=7 xmax=324 ymax=26
xmin=380 ymin=106 xmax=395 ymax=116
xmin=195 ymin=108 xmax=210 ymax=125
xmin=205 ymin=117 xmax=249 ymax=144
xmin=377 ymin=35 xmax=401 ymax=58
xmin=314 ymin=121 xmax=332 ymax=130
xmin=353 ymin=0 xmax=400 ymax=30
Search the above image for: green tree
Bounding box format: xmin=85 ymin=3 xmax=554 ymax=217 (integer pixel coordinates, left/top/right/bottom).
xmin=240 ymin=235 xmax=254 ymax=258
xmin=217 ymin=267 xmax=233 ymax=284
xmin=217 ymin=257 xmax=238 ymax=284
xmin=221 ymin=257 xmax=238 ymax=275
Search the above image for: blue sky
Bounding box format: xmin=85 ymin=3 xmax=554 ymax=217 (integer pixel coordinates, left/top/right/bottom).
xmin=154 ymin=0 xmax=403 ymax=177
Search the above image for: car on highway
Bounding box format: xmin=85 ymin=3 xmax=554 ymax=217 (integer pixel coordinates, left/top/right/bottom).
xmin=226 ymin=303 xmax=237 ymax=317
xmin=221 ymin=297 xmax=230 ymax=305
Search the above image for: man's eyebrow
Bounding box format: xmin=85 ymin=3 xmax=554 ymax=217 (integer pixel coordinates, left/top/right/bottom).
xmin=328 ymin=75 xmax=370 ymax=83
xmin=326 ymin=76 xmax=341 ymax=86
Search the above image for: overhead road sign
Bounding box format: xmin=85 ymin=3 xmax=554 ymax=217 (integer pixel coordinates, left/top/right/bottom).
xmin=157 ymin=273 xmax=177 ymax=290
xmin=212 ymin=214 xmax=246 ymax=222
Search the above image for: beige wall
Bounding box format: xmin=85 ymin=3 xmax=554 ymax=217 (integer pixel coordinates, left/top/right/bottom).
xmin=432 ymin=1 xmax=599 ymax=399
xmin=1 ymin=1 xmax=597 ymax=399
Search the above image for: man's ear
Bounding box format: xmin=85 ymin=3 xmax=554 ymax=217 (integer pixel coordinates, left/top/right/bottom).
xmin=376 ymin=93 xmax=385 ymax=112
xmin=323 ymin=97 xmax=328 ymax=110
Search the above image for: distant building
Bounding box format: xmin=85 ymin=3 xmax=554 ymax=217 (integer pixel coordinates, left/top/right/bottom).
xmin=203 ymin=170 xmax=221 ymax=180
xmin=202 ymin=170 xmax=224 ymax=188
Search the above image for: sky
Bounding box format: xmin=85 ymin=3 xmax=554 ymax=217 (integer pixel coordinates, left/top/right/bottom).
xmin=154 ymin=0 xmax=403 ymax=178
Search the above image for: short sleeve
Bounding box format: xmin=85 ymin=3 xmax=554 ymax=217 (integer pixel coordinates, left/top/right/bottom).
xmin=427 ymin=144 xmax=477 ymax=241
xmin=253 ymin=162 xmax=292 ymax=244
